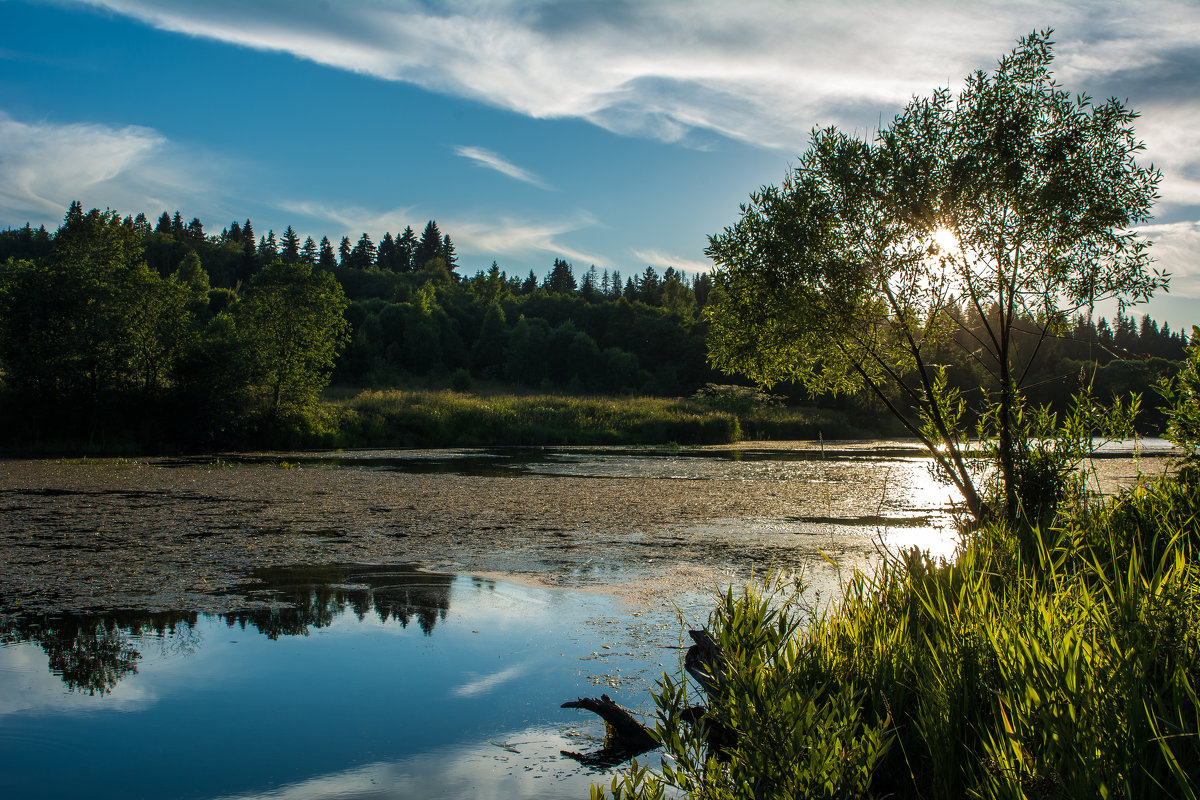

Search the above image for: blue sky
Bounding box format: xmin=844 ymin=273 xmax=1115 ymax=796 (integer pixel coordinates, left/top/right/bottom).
xmin=2 ymin=0 xmax=1198 ymax=331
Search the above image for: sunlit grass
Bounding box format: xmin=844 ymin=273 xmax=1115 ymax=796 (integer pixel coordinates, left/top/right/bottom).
xmin=314 ymin=390 xmax=867 ymax=448
xmin=605 ymin=472 xmax=1200 ymax=799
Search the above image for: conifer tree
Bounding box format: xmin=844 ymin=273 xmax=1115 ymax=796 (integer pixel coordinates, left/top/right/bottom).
xmin=186 ymin=218 xmax=205 ymax=242
xmin=318 ymin=236 xmax=337 ymax=271
xmin=301 ymin=236 xmax=318 ymax=265
xmin=171 ymin=211 xmax=184 ymax=238
xmin=521 ymin=270 xmax=538 ymax=294
xmin=416 ymin=221 xmax=442 ymax=268
xmin=349 ymin=233 xmax=376 ymax=270
xmin=280 ymin=225 xmax=301 ymax=263
xmin=156 ymin=212 xmax=172 ymax=234
xmin=397 ymin=226 xmax=417 ymax=272
xmin=441 ymin=234 xmax=457 ymax=272
xmin=65 ymin=200 xmax=84 ymax=227
xmin=338 ymin=236 xmax=352 ymax=268
xmin=376 ymin=232 xmax=396 ymax=271
xmin=257 ymin=231 xmax=279 ymax=265
xmin=546 ymin=259 xmax=577 ymax=294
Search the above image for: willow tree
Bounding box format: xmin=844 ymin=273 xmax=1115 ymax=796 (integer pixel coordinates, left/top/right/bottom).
xmin=706 ymin=31 xmax=1163 ymax=523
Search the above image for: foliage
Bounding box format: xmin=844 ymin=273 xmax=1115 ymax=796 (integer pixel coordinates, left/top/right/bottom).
xmin=604 ymin=472 xmax=1200 ymax=799
xmin=705 ymin=31 xmax=1164 ymax=523
xmin=1158 ymin=326 xmax=1200 ymax=472
xmin=607 ymin=574 xmax=894 ymax=800
xmin=234 ymin=261 xmax=350 ymax=421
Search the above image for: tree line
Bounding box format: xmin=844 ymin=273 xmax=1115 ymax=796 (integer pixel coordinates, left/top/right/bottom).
xmin=0 ymin=196 xmax=1192 ymax=451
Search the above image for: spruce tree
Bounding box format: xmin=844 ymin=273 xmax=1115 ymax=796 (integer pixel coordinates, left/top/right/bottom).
xmin=300 ymin=236 xmax=318 ymax=265
xmin=349 ymin=233 xmax=376 ymax=270
xmin=338 ymin=236 xmax=352 ymax=268
xmin=397 ymin=226 xmax=417 ymax=272
xmin=318 ymin=236 xmax=337 ymax=271
xmin=156 ymin=212 xmax=172 ymax=234
xmin=441 ymin=234 xmax=457 ymax=272
xmin=377 ymin=232 xmax=396 ymax=271
xmin=415 ymin=221 xmax=442 ymax=269
xmin=280 ymin=225 xmax=301 ymax=263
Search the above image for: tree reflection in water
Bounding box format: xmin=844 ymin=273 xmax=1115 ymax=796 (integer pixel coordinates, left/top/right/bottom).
xmin=1 ymin=563 xmax=454 ymax=694
xmin=0 ymin=610 xmax=199 ymax=695
xmin=224 ymin=564 xmax=454 ymax=638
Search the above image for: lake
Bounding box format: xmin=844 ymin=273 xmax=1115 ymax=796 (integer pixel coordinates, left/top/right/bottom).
xmin=0 ymin=441 xmax=1172 ymax=798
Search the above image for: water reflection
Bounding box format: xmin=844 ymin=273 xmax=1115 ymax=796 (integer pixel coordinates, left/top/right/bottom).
xmin=223 ymin=564 xmax=455 ymax=638
xmin=1 ymin=610 xmax=199 ymax=695
xmin=0 ymin=567 xmax=670 ymax=800
xmin=1 ymin=565 xmax=456 ymax=696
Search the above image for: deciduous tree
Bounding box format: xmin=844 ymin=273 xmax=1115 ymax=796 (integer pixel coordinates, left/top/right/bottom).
xmin=706 ymin=31 xmax=1163 ymax=522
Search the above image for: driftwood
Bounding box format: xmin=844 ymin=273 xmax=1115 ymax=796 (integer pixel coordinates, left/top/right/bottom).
xmin=560 ymin=693 xmax=659 ymax=767
xmin=561 ymin=629 xmax=731 ymax=767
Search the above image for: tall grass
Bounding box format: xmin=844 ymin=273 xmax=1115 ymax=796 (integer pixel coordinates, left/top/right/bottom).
xmin=309 ymin=389 xmax=867 ymax=448
xmin=605 ymin=472 xmax=1200 ymax=799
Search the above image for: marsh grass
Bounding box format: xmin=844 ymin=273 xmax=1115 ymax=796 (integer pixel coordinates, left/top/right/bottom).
xmin=318 ymin=390 xmax=862 ymax=448
xmin=604 ymin=473 xmax=1200 ymax=799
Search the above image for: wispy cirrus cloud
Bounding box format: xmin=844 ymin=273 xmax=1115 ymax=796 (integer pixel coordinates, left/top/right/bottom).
xmin=71 ymin=2 xmax=1196 ymax=146
xmin=278 ymin=199 xmax=603 ymax=266
xmin=453 ymin=146 xmax=550 ymax=190
xmin=278 ymin=200 xmax=417 ymax=241
xmin=0 ymin=112 xmax=212 ymax=227
xmin=443 ymin=211 xmax=605 ymax=266
xmin=1138 ymin=219 xmax=1200 ymax=296
xmin=632 ymin=248 xmax=713 ymax=275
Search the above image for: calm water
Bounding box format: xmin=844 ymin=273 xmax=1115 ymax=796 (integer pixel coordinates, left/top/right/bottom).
xmin=1 ymin=565 xmax=691 ymax=800
xmin=1 ymin=441 xmax=1168 ymax=798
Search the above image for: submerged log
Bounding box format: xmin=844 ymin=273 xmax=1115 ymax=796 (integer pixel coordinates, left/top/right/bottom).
xmin=560 ymin=693 xmax=659 ymax=767
xmin=560 ymin=629 xmax=733 ymax=767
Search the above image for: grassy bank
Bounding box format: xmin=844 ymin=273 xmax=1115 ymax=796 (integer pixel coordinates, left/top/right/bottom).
xmin=0 ymin=387 xmax=892 ymax=455
xmin=285 ymin=389 xmax=880 ymax=450
xmin=608 ymin=470 xmax=1200 ymax=799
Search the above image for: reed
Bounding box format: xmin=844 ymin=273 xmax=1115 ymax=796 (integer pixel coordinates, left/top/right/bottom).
xmin=604 ymin=472 xmax=1200 ymax=799
xmin=318 ymin=389 xmax=859 ymax=448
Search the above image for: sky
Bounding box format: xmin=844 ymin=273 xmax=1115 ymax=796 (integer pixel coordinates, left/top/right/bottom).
xmin=1 ymin=0 xmax=1198 ymax=331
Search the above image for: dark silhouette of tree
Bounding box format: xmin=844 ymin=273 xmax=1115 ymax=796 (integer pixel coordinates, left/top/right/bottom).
xmin=318 ymin=236 xmax=337 ymax=271
xmin=546 ymin=258 xmax=577 ymax=294
xmin=280 ymin=225 xmax=301 ymax=263
xmin=397 ymin=226 xmax=417 ymax=272
xmin=441 ymin=234 xmax=457 ymax=273
xmin=348 ymin=233 xmax=376 ymax=270
xmin=300 ymin=235 xmax=318 ymax=265
xmin=415 ymin=220 xmax=442 ymax=268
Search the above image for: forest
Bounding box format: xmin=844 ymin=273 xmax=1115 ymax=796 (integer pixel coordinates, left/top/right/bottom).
xmin=0 ymin=201 xmax=1192 ymax=452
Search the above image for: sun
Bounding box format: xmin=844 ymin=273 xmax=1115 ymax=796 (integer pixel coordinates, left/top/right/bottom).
xmin=932 ymin=226 xmax=959 ymax=253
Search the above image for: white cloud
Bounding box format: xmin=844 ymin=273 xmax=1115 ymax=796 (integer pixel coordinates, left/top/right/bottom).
xmin=74 ymin=1 xmax=1195 ymax=144
xmin=278 ymin=201 xmax=417 ymax=241
xmin=450 ymin=662 xmax=529 ymax=698
xmin=444 ymin=211 xmax=605 ymax=266
xmin=1138 ymin=219 xmax=1200 ymax=297
xmin=277 ymin=200 xmax=604 ymax=267
xmin=209 ymin=726 xmax=602 ymax=800
xmin=73 ymin=1 xmax=1198 ymax=238
xmin=632 ymin=249 xmax=713 ymax=275
xmin=0 ymin=112 xmax=212 ymax=227
xmin=453 ymin=146 xmax=551 ymax=189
